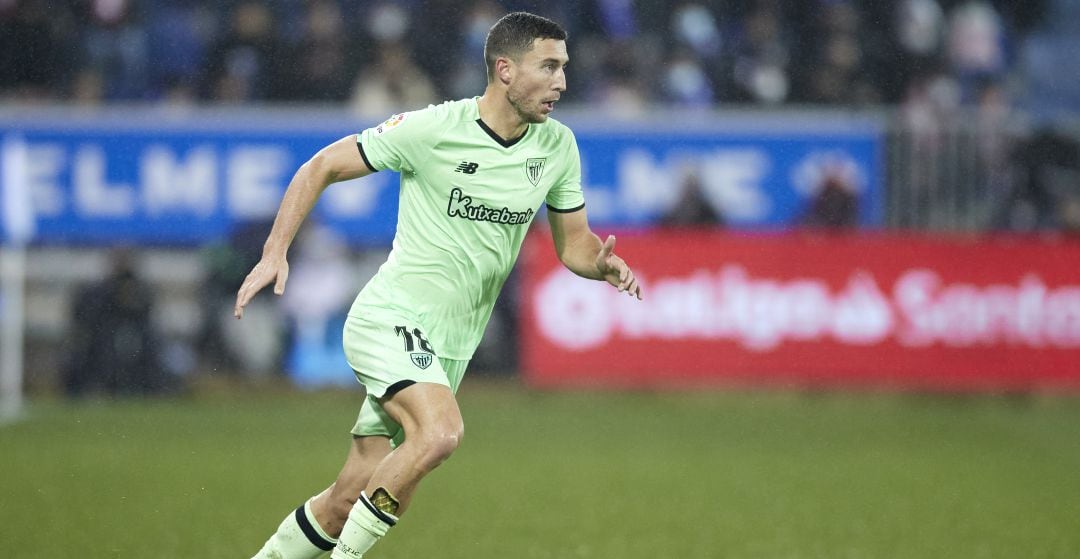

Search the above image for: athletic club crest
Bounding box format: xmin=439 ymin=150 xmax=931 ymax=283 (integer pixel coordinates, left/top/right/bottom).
xmin=525 ymin=158 xmax=547 ymax=187
xmin=410 ymin=353 xmax=432 ymax=370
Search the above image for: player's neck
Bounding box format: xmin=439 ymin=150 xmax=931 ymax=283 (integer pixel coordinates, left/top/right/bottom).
xmin=477 ymin=91 xmax=528 ymax=143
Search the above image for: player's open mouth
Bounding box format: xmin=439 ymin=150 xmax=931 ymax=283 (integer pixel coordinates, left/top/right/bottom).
xmin=542 ymin=100 xmax=557 ymax=112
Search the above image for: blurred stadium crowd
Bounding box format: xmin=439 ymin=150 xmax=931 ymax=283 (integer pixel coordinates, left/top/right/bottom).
xmin=1 ymin=0 xmax=1072 ymax=115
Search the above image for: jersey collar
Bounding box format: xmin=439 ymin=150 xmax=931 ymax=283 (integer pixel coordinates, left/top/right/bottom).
xmin=475 ymin=118 xmax=529 ymax=148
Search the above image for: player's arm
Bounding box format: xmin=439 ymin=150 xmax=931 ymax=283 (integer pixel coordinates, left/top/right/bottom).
xmin=234 ymin=135 xmax=374 ymax=318
xmin=547 ymin=208 xmax=642 ymax=299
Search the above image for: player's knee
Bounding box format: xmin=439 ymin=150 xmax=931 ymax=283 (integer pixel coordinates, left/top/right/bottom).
xmin=415 ymin=418 xmax=463 ymax=468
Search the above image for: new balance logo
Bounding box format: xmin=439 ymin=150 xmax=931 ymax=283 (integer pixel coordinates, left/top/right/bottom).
xmin=454 ymin=161 xmax=479 ymax=174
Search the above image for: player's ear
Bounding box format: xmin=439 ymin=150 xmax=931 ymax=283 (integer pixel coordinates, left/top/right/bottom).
xmin=496 ymin=56 xmax=513 ymax=86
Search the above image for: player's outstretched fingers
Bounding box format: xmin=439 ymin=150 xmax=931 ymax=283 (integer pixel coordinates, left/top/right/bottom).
xmin=618 ymin=266 xmax=632 ymax=291
xmin=602 ymin=234 xmax=616 ymax=253
xmin=235 ymin=286 xmax=253 ymax=318
xmin=234 ymin=284 xmax=248 ymax=318
xmin=273 ymin=266 xmax=289 ymax=295
xmin=235 ymin=267 xmax=269 ymax=318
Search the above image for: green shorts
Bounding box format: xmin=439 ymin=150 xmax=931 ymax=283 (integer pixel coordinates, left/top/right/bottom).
xmin=343 ymin=309 xmax=468 ymax=447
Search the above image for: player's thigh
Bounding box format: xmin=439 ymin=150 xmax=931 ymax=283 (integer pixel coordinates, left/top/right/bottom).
xmin=352 ymin=391 xmax=414 ymax=450
xmin=345 ymin=312 xmax=459 ymax=446
xmin=352 ymin=359 xmax=468 ymax=447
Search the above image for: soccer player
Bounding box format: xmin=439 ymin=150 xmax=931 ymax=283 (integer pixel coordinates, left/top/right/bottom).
xmin=235 ymin=12 xmax=642 ymax=559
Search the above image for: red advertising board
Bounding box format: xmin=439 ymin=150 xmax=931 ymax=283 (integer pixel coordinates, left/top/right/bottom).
xmin=519 ymin=231 xmax=1080 ymax=391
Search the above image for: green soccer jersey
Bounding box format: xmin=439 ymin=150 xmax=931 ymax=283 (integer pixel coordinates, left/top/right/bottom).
xmin=350 ymin=97 xmax=585 ymax=359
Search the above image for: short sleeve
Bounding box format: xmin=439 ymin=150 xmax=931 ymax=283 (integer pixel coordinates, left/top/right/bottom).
xmin=357 ymin=106 xmax=441 ymax=174
xmin=545 ymin=128 xmax=585 ymax=213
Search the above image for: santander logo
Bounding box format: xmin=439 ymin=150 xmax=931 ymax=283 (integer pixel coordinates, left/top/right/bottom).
xmin=534 ymin=265 xmax=1080 ymax=352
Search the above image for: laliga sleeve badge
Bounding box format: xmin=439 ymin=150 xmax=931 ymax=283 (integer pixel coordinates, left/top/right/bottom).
xmin=375 ymin=113 xmax=407 ymax=135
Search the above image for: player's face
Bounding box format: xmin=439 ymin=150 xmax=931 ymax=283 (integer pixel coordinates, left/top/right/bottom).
xmin=507 ymin=38 xmax=568 ymax=124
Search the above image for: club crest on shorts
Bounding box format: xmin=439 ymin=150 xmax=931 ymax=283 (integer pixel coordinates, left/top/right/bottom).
xmin=525 ymin=158 xmax=546 ymax=187
xmin=410 ymin=353 xmax=433 ymax=370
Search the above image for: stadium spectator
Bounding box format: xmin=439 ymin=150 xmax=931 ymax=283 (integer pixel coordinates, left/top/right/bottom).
xmin=660 ymin=172 xmax=725 ymax=227
xmin=727 ymin=3 xmax=791 ymax=104
xmin=876 ymin=0 xmax=947 ymax=105
xmin=144 ymin=0 xmax=209 ymax=102
xmin=587 ymin=40 xmax=651 ymax=115
xmin=278 ymin=0 xmax=358 ymax=102
xmin=0 ymin=0 xmax=78 ymax=102
xmin=61 ymin=250 xmax=181 ymax=398
xmin=75 ymin=0 xmax=152 ymax=101
xmin=438 ymin=0 xmax=499 ymax=99
xmin=802 ymin=172 xmax=860 ymax=229
xmin=1060 ymin=197 xmax=1080 ymax=234
xmin=946 ymin=1 xmax=1009 ymax=103
xmin=791 ymin=1 xmax=880 ymax=105
xmin=350 ymin=42 xmax=439 ymax=117
xmin=992 ymin=128 xmax=1080 ymax=231
xmin=200 ymin=2 xmax=286 ymax=102
xmin=974 ymin=79 xmax=1015 ymax=214
xmin=663 ymin=48 xmax=716 ymax=108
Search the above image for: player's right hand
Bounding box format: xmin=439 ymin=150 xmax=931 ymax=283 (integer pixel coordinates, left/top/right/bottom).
xmin=234 ymin=256 xmax=289 ymax=319
xmin=596 ymin=235 xmax=642 ymax=300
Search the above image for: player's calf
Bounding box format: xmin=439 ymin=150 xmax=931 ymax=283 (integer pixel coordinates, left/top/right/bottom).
xmin=310 ymin=435 xmax=393 ymax=538
xmin=313 ymin=487 xmax=360 ymax=538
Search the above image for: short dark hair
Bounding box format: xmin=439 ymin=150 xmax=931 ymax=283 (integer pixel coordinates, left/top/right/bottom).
xmin=484 ymin=12 xmax=567 ymax=82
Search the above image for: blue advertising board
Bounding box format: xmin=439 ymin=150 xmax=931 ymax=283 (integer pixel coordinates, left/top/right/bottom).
xmin=574 ymin=125 xmax=883 ymax=229
xmin=1 ymin=109 xmax=882 ymax=246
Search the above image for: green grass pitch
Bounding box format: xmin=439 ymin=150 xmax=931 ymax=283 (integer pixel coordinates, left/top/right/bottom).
xmin=2 ymin=381 xmax=1078 ymax=558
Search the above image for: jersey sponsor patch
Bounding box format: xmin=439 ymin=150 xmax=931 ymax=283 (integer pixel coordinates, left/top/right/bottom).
xmin=375 ymin=113 xmax=407 ymax=135
xmin=446 ymin=188 xmax=535 ymax=225
xmin=525 ymin=157 xmax=546 ymax=186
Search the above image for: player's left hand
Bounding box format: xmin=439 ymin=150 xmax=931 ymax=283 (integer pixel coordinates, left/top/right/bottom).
xmin=596 ymin=235 xmax=642 ymax=300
